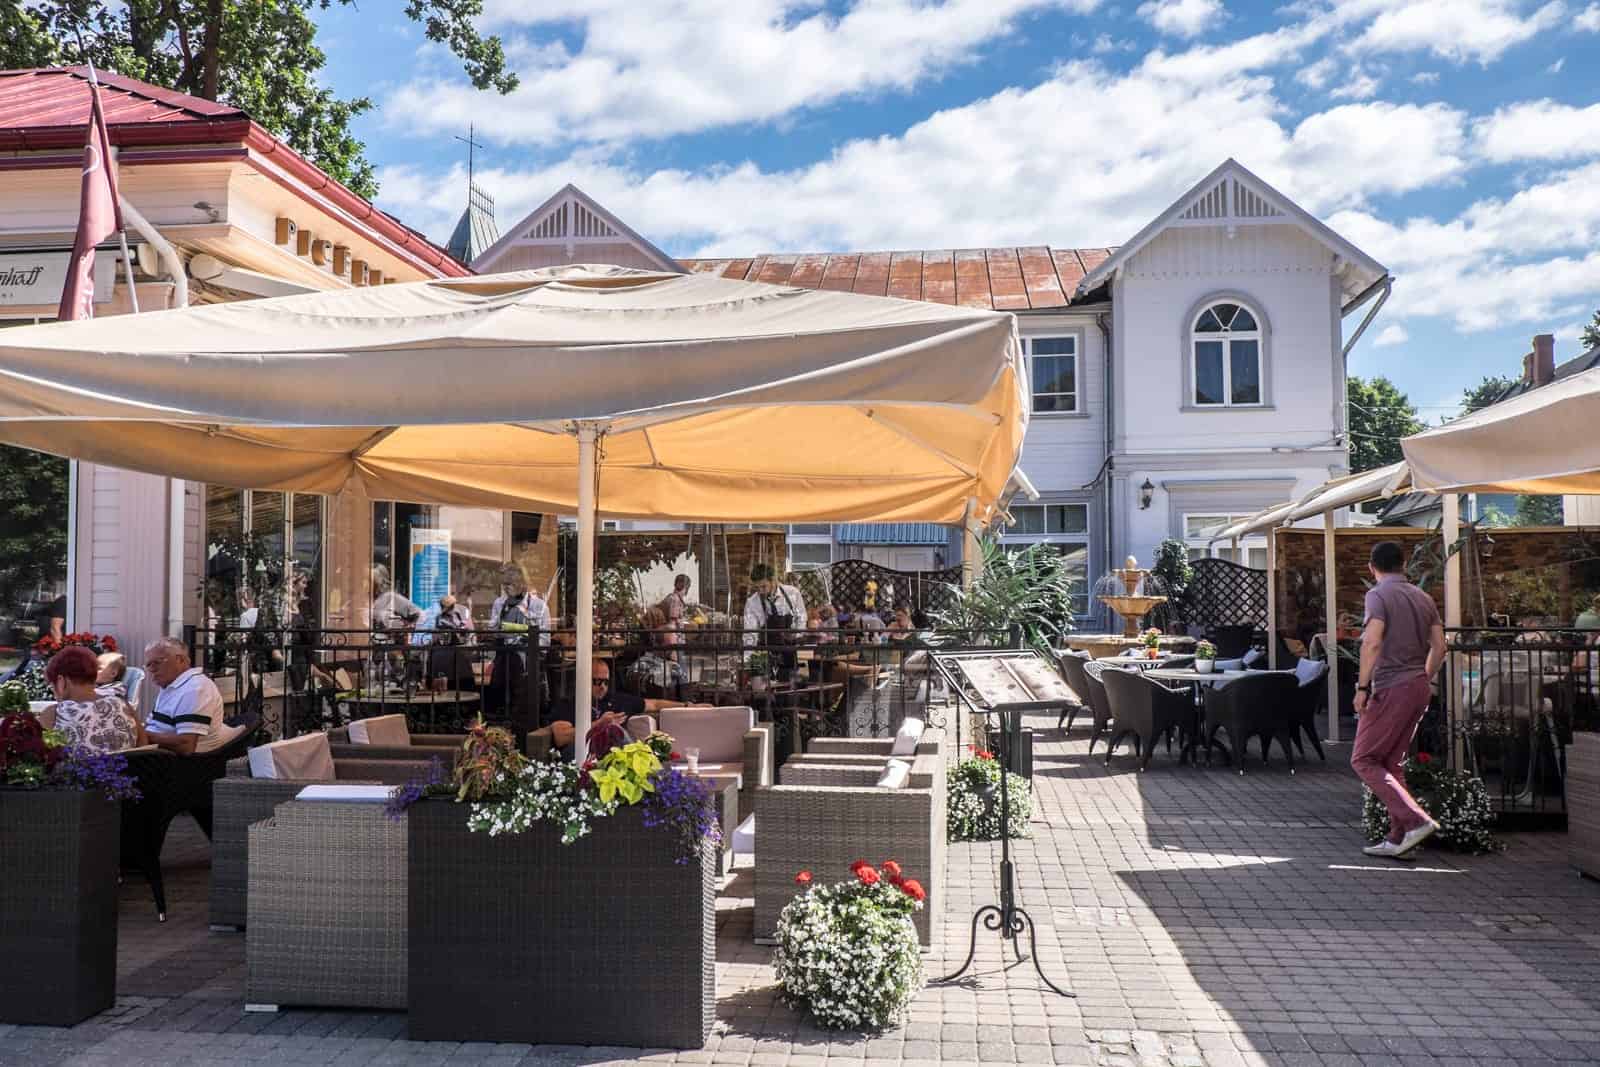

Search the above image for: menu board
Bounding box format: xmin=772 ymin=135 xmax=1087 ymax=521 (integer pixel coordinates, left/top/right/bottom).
xmin=949 ymin=652 xmax=1075 ymax=711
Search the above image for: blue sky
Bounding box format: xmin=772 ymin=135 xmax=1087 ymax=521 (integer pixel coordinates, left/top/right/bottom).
xmin=310 ymin=0 xmax=1600 ymax=423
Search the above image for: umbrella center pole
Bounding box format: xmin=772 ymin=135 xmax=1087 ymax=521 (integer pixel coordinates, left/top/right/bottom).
xmin=574 ymin=421 xmax=603 ymax=764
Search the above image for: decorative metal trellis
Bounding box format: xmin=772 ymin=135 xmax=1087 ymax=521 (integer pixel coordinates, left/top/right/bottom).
xmin=1186 ymin=557 xmax=1268 ymax=633
xmin=816 ymin=558 xmax=963 ymax=619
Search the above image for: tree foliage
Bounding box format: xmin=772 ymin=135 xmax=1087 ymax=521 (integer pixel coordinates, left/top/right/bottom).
xmin=1346 ymin=375 xmax=1424 ymax=473
xmin=932 ymin=539 xmax=1079 ymax=652
xmin=0 ymin=445 xmax=69 ymax=621
xmin=1460 ymin=374 xmax=1517 ymax=416
xmin=1583 ymin=309 xmax=1600 ymax=353
xmin=0 ymin=0 xmax=517 ymax=199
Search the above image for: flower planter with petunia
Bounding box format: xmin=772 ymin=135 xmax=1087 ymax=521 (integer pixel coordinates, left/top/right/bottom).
xmin=947 ymin=748 xmax=1031 ymax=842
xmin=398 ymin=720 xmax=720 ymax=1048
xmin=0 ymin=710 xmax=139 ymax=1025
xmin=774 ymin=860 xmax=926 ymax=1030
xmin=1361 ymin=751 xmax=1498 ymax=854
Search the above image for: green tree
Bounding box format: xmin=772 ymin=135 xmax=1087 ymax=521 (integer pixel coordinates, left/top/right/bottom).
xmin=0 ymin=445 xmax=69 ymax=622
xmin=1460 ymin=374 xmax=1518 ymax=415
xmin=1514 ymin=494 xmax=1563 ymax=527
xmin=1346 ymin=375 xmax=1424 ymax=473
xmin=0 ymin=0 xmax=518 ymax=199
xmin=1582 ymin=308 xmax=1600 ymax=352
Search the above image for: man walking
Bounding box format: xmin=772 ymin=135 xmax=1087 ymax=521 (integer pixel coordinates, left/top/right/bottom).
xmin=1352 ymin=541 xmax=1446 ymax=859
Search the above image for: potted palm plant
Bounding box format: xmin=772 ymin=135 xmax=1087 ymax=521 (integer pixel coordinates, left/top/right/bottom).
xmin=0 ymin=697 xmax=139 ymax=1025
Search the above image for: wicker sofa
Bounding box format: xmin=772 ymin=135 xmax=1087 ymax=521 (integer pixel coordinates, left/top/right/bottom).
xmin=245 ymin=797 xmax=407 ymax=1011
xmin=210 ymin=754 xmax=432 ymax=929
xmin=325 ymin=720 xmax=464 ymax=768
xmin=753 ymin=734 xmax=946 ymax=947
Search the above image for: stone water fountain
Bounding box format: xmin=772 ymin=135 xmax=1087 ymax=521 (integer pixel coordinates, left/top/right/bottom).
xmin=1093 ymin=555 xmax=1170 ymax=637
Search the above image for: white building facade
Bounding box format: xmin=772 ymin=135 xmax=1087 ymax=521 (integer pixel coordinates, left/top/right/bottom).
xmin=472 ymin=160 xmax=1391 ymax=624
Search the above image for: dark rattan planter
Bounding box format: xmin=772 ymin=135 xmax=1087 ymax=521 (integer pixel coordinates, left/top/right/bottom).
xmin=407 ymin=799 xmax=714 ymax=1047
xmin=0 ymin=789 xmax=120 ymax=1025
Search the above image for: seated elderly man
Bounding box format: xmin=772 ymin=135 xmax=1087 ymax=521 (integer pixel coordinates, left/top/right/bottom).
xmin=547 ymin=660 xmax=693 ymax=757
xmin=143 ymin=636 xmax=229 ymax=755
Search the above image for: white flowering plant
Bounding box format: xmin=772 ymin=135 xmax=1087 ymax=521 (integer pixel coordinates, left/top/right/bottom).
xmin=1360 ymin=752 xmax=1498 ymax=854
xmin=773 ymin=860 xmax=925 ymax=1030
xmin=467 ymin=757 xmax=620 ymax=843
xmin=946 ymin=748 xmax=1031 ymax=842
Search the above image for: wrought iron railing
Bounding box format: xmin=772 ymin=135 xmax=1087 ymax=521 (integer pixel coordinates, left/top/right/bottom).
xmin=185 ymin=622 xmax=1014 ymax=758
xmin=1425 ymin=626 xmax=1600 ymax=827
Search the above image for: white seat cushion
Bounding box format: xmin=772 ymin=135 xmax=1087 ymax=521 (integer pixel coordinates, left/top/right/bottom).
xmin=248 ymin=733 xmax=336 ymax=781
xmin=890 ymin=717 xmax=925 ymax=756
xmin=347 ymin=714 xmax=410 ymax=746
xmin=875 ymin=758 xmax=912 ymax=789
xmin=625 ymin=715 xmax=656 ymax=742
xmin=294 ymin=784 xmax=393 ymax=804
xmin=1295 ymin=657 xmax=1328 ymax=688
xmin=1242 ymin=648 xmax=1264 ymax=667
xmin=1215 ymin=657 xmax=1246 ymax=672
xmin=730 ymin=814 xmax=755 ymax=857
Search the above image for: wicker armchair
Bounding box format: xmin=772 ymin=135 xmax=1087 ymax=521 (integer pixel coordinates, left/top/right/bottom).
xmin=120 ymin=715 xmax=258 ymax=921
xmin=1056 ymin=652 xmax=1091 ymax=732
xmin=1201 ymin=672 xmax=1301 ymax=774
xmin=246 ymin=799 xmax=407 ymax=1011
xmin=1080 ymin=661 xmax=1115 ymax=753
xmin=210 ymin=755 xmax=432 ymax=929
xmin=1100 ymin=667 xmax=1196 ymax=770
xmin=753 ymin=741 xmax=945 ymax=947
xmin=325 ymin=725 xmax=464 ymax=768
xmin=803 ymin=731 xmax=943 ymax=761
xmin=1285 ymin=661 xmax=1328 ymax=761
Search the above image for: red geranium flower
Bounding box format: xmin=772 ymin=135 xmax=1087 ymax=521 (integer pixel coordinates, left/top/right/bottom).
xmin=102 ymin=636 xmax=118 ymax=652
xmin=899 ymin=878 xmax=926 ymax=902
xmin=975 ymin=750 xmax=995 ymax=761
xmin=881 ymin=860 xmax=903 ymax=880
xmin=850 ymin=858 xmax=869 ymax=873
xmin=795 ymin=870 xmax=812 ymax=886
xmin=855 ymin=865 xmax=880 ymax=886
xmin=1415 ymin=752 xmax=1433 ymax=764
xmin=670 ymin=751 xmax=682 ymax=761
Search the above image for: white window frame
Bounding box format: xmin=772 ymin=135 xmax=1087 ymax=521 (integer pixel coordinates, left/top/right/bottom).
xmin=787 ymin=524 xmax=833 ymax=571
xmin=1000 ymin=503 xmax=1091 ymax=615
xmin=1188 ymin=298 xmax=1266 ymax=409
xmin=1182 ymin=512 xmax=1267 ymax=569
xmin=1022 ymin=335 xmax=1080 ymax=415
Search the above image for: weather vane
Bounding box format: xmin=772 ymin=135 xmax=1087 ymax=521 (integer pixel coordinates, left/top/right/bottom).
xmin=454 ymin=124 xmax=485 ymax=191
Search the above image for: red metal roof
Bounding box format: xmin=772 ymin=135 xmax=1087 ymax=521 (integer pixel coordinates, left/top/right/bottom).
xmin=0 ymin=66 xmax=466 ymax=277
xmin=681 ymin=246 xmax=1118 ymax=310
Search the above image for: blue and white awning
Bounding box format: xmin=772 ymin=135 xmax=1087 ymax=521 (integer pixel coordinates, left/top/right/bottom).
xmin=834 ymin=523 xmax=951 ymax=545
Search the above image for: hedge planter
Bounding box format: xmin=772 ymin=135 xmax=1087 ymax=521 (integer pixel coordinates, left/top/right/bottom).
xmin=0 ymin=790 xmax=120 ymax=1025
xmin=407 ymin=798 xmax=715 ymax=1048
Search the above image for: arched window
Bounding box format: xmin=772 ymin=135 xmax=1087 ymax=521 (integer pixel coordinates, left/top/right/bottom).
xmin=1190 ymin=300 xmax=1263 ymax=407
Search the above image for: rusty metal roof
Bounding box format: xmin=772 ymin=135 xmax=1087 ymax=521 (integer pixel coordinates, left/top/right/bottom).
xmin=0 ymin=67 xmax=248 ymax=148
xmin=680 ymin=246 xmax=1117 ymax=310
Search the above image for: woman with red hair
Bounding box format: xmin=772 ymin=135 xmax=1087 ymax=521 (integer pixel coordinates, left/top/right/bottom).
xmin=45 ymin=645 xmax=143 ymax=753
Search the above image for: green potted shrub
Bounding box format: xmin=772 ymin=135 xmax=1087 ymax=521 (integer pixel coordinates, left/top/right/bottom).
xmin=0 ymin=710 xmax=139 ymax=1025
xmin=399 ymin=720 xmax=721 ymax=1048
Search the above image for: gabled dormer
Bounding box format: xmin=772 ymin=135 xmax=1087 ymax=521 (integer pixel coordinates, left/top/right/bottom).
xmin=470 ymin=183 xmax=683 ymax=275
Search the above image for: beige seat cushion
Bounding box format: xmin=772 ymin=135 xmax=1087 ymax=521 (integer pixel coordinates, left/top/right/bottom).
xmin=625 ymin=715 xmax=656 ymax=742
xmin=875 ymin=758 xmax=912 ymax=789
xmin=659 ymin=706 xmax=753 ymax=764
xmin=348 ymin=714 xmax=410 ymax=746
xmin=247 ymin=733 xmax=336 ymax=781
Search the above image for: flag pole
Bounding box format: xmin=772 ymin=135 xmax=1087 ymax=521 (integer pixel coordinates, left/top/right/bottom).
xmin=81 ymin=57 xmax=140 ymax=315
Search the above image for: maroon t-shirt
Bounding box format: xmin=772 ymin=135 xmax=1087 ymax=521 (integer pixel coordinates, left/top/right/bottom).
xmin=1362 ymin=573 xmax=1440 ymax=692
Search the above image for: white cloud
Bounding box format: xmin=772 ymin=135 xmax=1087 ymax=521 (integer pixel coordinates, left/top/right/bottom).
xmin=383 ymin=0 xmax=1097 ymax=147
xmin=379 ymin=38 xmax=1468 ymax=259
xmin=1474 ymin=100 xmax=1600 ymax=162
xmin=1137 ymin=0 xmax=1225 ymax=38
xmin=1374 ymin=324 xmax=1410 ymax=346
xmin=1577 ymin=2 xmax=1600 ymax=28
xmin=1410 ymin=70 xmax=1440 ymax=84
xmin=1331 ymin=64 xmax=1382 ymax=98
xmin=1320 ymin=0 xmax=1567 ymax=64
xmin=1547 ymin=56 xmax=1566 ymax=72
xmin=1296 ymin=55 xmax=1337 ymax=88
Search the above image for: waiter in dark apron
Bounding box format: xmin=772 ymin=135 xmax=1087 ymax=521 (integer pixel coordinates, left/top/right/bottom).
xmin=743 ymin=563 xmax=807 ymax=681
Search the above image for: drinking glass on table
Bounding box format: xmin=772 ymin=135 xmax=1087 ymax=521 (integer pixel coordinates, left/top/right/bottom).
xmin=684 ymin=747 xmax=700 ymax=774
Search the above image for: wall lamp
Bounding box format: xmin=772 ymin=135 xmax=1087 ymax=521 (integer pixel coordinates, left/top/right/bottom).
xmin=1138 ymin=478 xmax=1155 ymax=510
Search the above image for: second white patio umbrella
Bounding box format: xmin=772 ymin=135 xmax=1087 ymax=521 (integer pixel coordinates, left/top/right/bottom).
xmin=0 ymin=265 xmax=1028 ymax=757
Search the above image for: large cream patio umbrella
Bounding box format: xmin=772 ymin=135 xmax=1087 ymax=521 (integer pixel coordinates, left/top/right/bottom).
xmin=0 ymin=265 xmax=1028 ymax=757
xmin=1404 ymin=366 xmax=1600 ymax=494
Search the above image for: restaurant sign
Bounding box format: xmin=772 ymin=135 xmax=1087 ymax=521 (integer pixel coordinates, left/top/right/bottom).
xmin=0 ymin=251 xmax=116 ymax=309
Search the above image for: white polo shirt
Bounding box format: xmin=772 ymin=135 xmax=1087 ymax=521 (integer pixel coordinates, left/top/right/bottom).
xmin=149 ymin=667 xmax=227 ymax=753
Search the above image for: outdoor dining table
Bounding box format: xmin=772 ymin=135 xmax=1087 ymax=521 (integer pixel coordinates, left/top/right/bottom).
xmin=1141 ymin=668 xmax=1259 ymax=762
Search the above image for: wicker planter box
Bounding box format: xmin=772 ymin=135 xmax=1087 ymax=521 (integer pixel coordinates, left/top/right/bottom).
xmin=1571 ymin=732 xmax=1600 ymax=879
xmin=0 ymin=790 xmax=120 ymax=1025
xmin=407 ymin=799 xmax=715 ymax=1047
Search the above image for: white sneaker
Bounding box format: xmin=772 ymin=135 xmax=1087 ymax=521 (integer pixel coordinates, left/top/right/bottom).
xmin=1362 ymin=841 xmax=1410 ymax=859
xmin=1394 ymin=821 xmax=1439 ymax=856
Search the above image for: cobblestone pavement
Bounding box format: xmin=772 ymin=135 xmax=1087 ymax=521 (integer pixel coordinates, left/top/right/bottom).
xmin=5 ymin=711 xmax=1600 ymax=1065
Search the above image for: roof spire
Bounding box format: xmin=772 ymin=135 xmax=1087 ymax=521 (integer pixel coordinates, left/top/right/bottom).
xmin=454 ymin=124 xmax=485 ymax=194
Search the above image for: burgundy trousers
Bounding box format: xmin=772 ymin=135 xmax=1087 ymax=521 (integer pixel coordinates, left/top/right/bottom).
xmin=1350 ymin=674 xmax=1433 ymax=842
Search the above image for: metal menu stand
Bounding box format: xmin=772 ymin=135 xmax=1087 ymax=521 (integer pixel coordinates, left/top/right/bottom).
xmin=929 ymin=649 xmax=1073 ymax=997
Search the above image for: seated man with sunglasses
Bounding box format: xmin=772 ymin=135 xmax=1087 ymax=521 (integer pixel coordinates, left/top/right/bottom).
xmin=547 ymin=660 xmax=693 ymax=759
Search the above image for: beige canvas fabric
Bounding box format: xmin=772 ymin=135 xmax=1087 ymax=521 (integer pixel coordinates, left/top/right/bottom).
xmin=0 ymin=266 xmax=1027 ymax=524
xmin=348 ymin=714 xmax=410 ymax=747
xmin=248 ymin=733 xmax=336 ymax=781
xmin=1404 ymin=368 xmax=1600 ymax=493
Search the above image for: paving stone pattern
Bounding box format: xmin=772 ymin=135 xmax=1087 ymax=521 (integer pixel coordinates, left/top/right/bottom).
xmin=5 ymin=712 xmax=1600 ymax=1065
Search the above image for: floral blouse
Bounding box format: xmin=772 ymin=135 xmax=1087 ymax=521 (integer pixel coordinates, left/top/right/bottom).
xmin=51 ymin=696 xmax=138 ymax=754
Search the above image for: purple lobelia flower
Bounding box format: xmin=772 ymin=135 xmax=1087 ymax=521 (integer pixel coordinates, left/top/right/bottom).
xmin=641 ymin=767 xmax=722 ymax=864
